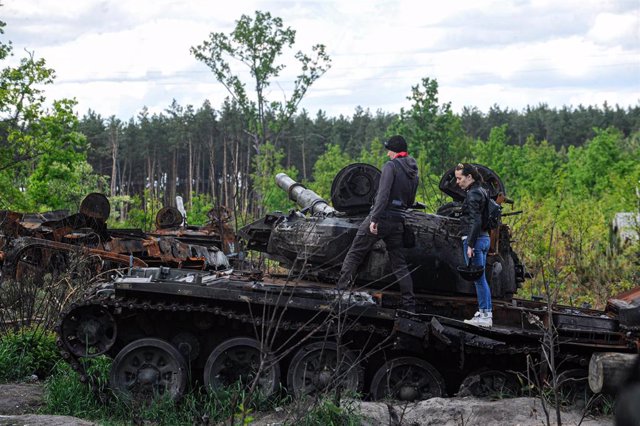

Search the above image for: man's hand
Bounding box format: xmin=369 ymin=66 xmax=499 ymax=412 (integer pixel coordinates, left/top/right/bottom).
xmin=467 ymin=245 xmax=474 ymax=259
xmin=369 ymin=221 xmax=378 ymax=235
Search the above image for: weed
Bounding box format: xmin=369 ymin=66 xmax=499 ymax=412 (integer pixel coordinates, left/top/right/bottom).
xmin=285 ymin=394 xmax=362 ymax=426
xmin=43 ymin=362 xmax=289 ymax=424
xmin=42 ymin=360 xmax=110 ymax=420
xmin=0 ymin=326 xmax=60 ymax=381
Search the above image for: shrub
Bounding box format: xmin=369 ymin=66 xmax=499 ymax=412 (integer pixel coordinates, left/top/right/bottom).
xmin=43 ymin=360 xmax=110 ymax=419
xmin=0 ymin=327 xmax=60 ymax=381
xmin=44 ymin=361 xmax=283 ymax=424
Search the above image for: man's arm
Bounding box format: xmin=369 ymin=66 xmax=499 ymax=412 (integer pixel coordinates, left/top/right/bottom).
xmin=370 ymin=162 xmax=394 ymax=222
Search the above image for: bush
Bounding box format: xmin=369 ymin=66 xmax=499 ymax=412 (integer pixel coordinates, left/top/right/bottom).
xmin=0 ymin=327 xmax=60 ymax=381
xmin=300 ymin=396 xmax=362 ymax=426
xmin=44 ymin=361 xmax=283 ymax=424
xmin=43 ymin=359 xmax=111 ymax=420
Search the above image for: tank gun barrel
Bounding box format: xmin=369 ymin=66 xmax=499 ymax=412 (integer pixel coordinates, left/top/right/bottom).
xmin=275 ymin=173 xmax=335 ymax=215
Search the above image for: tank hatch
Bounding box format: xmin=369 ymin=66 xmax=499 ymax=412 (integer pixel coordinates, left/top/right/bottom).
xmin=80 ymin=193 xmax=111 ymax=221
xmin=439 ymin=164 xmax=506 ymax=201
xmin=331 ymin=163 xmax=380 ymax=215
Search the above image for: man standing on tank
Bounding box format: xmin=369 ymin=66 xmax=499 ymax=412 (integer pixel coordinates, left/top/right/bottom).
xmin=335 ymin=135 xmax=419 ymax=312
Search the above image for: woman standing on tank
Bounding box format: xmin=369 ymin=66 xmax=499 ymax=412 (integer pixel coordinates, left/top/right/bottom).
xmin=454 ymin=163 xmax=492 ymax=327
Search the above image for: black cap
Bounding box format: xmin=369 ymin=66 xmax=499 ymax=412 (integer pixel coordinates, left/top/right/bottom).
xmin=384 ymin=135 xmax=407 ymax=153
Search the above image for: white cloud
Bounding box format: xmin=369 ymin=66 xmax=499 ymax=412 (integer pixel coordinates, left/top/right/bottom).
xmin=2 ymin=0 xmax=638 ymax=119
xmin=588 ymin=12 xmax=639 ymax=45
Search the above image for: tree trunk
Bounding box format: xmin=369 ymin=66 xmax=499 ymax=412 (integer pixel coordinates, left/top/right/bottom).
xmin=301 ymin=138 xmax=306 ymax=181
xmin=194 ymin=143 xmax=201 ymax=196
xmin=121 ymin=158 xmax=128 ymax=196
xmin=232 ymin=136 xmax=239 ymax=217
xmin=223 ymin=137 xmax=229 ymax=207
xmin=588 ymin=352 xmax=638 ymax=394
xmin=208 ymin=134 xmax=217 ymax=201
xmin=110 ymin=127 xmax=119 ymax=196
xmin=243 ymin=136 xmax=251 ymax=219
xmin=188 ymin=136 xmax=193 ymax=209
xmin=168 ymin=149 xmax=177 ymax=207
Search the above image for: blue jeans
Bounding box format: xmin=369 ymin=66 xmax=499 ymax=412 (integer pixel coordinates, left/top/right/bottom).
xmin=463 ymin=235 xmax=492 ymax=312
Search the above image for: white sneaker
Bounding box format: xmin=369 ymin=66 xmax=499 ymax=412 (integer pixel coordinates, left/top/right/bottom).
xmin=464 ymin=312 xmax=492 ymax=327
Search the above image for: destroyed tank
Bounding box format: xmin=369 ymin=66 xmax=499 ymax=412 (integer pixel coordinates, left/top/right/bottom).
xmin=240 ymin=163 xmax=526 ymax=302
xmin=0 ymin=193 xmax=231 ymax=283
xmin=55 ymin=164 xmax=640 ymax=404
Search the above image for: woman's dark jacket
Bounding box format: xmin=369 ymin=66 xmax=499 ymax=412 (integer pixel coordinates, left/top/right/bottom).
xmin=460 ymin=182 xmax=487 ymax=246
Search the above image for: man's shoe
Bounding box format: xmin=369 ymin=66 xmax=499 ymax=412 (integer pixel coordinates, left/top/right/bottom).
xmin=464 ymin=312 xmax=492 ymax=328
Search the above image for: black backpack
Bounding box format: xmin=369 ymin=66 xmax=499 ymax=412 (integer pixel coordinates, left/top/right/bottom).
xmin=480 ymin=188 xmax=502 ymax=230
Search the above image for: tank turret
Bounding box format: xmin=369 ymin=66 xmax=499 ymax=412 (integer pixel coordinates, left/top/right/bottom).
xmin=239 ymin=163 xmax=525 ymax=300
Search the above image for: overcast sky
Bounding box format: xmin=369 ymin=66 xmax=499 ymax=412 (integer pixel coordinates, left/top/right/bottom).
xmin=3 ymin=0 xmax=639 ymax=120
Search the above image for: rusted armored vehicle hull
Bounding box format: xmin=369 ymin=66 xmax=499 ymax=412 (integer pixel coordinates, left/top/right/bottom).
xmin=56 ymin=267 xmax=639 ymax=401
xmin=0 ymin=194 xmax=232 ymax=282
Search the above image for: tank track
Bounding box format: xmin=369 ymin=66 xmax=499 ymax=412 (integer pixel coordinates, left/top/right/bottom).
xmin=55 ymin=283 xmax=391 ymax=388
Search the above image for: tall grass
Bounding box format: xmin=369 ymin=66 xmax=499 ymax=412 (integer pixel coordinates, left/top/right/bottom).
xmin=0 ymin=327 xmax=60 ymax=381
xmin=42 ymin=356 xmax=363 ymax=424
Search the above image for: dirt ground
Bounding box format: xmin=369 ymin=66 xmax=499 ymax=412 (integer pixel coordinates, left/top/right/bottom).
xmin=0 ymin=383 xmax=96 ymax=426
xmin=0 ymin=382 xmax=614 ymax=426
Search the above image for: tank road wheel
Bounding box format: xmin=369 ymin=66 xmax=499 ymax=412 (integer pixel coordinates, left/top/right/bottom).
xmin=109 ymin=338 xmax=187 ymax=402
xmin=287 ymin=342 xmax=363 ymax=397
xmin=59 ymin=305 xmax=117 ymax=357
xmin=370 ymin=357 xmax=446 ymax=401
xmin=458 ymin=368 xmax=519 ymax=398
xmin=204 ymin=337 xmax=280 ymax=397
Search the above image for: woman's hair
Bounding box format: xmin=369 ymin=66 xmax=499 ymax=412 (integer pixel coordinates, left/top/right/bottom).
xmin=455 ymin=163 xmax=483 ymax=183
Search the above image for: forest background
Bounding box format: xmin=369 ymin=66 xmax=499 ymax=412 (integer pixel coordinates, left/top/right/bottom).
xmin=1 ymin=12 xmax=638 ymax=310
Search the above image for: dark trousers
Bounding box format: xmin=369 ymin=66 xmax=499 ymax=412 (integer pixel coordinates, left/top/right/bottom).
xmin=336 ymin=216 xmax=415 ymax=310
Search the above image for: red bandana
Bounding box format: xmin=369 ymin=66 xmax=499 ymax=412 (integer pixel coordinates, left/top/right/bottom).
xmin=393 ymin=152 xmax=408 ymax=158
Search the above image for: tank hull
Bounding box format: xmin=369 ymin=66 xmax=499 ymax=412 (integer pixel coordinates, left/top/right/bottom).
xmin=56 ymin=267 xmax=639 ymax=402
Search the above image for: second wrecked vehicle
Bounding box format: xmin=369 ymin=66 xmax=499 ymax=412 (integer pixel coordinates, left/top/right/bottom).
xmin=0 ymin=194 xmax=232 ymax=282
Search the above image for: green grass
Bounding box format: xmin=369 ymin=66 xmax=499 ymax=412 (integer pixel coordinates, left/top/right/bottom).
xmin=41 ymin=357 xmax=364 ymax=425
xmin=0 ymin=326 xmax=60 ymax=382
xmin=297 ymin=396 xmax=363 ymax=426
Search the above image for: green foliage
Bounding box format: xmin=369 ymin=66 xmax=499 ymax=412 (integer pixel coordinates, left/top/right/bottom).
xmin=44 ymin=361 xmax=282 ymax=425
xmin=390 ymin=77 xmax=466 ymax=175
xmin=108 ymin=191 xmax=163 ymax=231
xmin=471 ymin=124 xmax=521 ymax=188
xmin=297 ymin=396 xmax=362 ymax=426
xmin=186 ymin=193 xmax=216 ymax=226
xmin=511 ymin=192 xmax=639 ymax=307
xmin=309 ymin=144 xmax=352 ymax=199
xmin=43 ymin=358 xmax=112 ymax=419
xmin=251 ymin=141 xmax=298 ymax=214
xmin=514 ymin=136 xmax=562 ymax=197
xmin=0 ymin=327 xmax=60 ymax=381
xmin=191 ymin=10 xmax=331 ymax=145
xmin=0 ymin=20 xmax=101 ymax=211
xmin=357 ymin=137 xmax=385 ymax=169
xmin=565 ymin=127 xmax=630 ymax=197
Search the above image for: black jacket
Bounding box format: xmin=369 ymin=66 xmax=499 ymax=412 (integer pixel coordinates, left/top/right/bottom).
xmin=460 ymin=182 xmax=486 ymax=246
xmin=370 ymin=156 xmax=419 ymax=222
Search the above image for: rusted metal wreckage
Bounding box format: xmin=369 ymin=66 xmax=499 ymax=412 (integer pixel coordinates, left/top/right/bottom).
xmin=0 ymin=193 xmax=232 ymax=281
xmin=53 ymin=164 xmax=639 ymax=403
